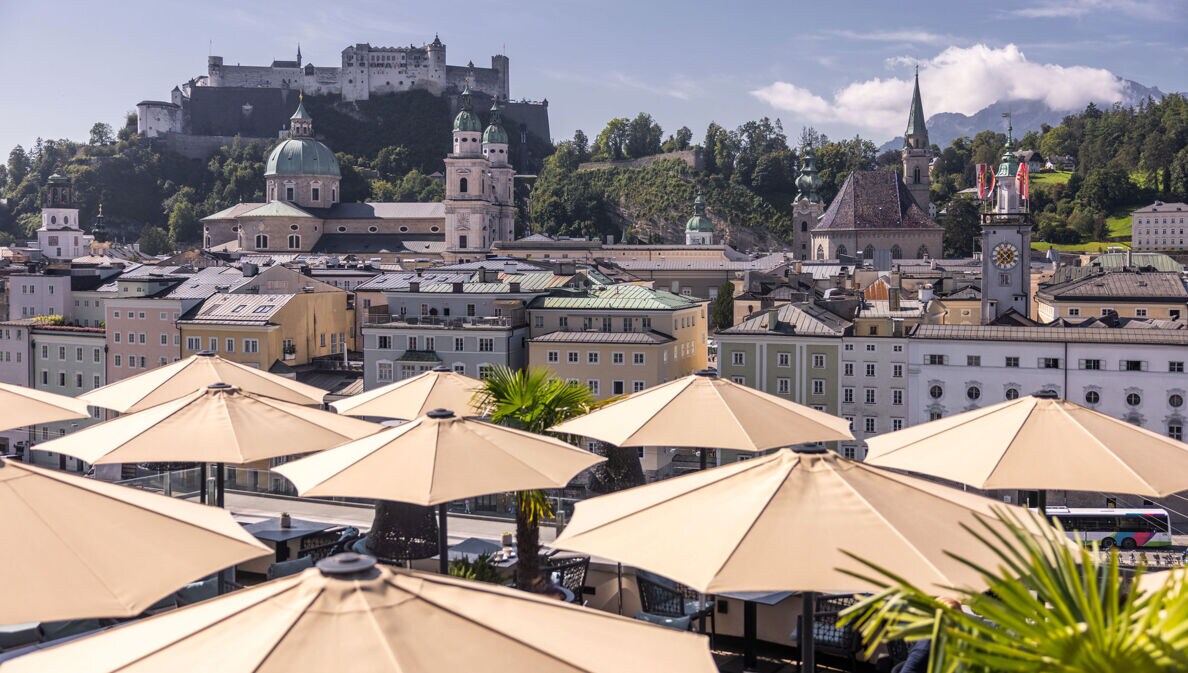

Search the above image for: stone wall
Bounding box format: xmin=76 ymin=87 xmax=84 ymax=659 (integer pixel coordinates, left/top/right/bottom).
xmin=578 ymin=149 xmax=704 ymax=172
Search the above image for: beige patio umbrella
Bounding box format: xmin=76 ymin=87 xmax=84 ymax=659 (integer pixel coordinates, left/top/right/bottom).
xmin=40 ymin=383 xmax=381 ymax=506
xmin=3 ymin=553 xmax=717 ymax=673
xmin=552 ymin=447 xmax=1070 ymax=672
xmin=550 ymin=369 xmax=853 ymax=468
xmin=331 ymin=366 xmax=485 ymax=419
xmin=0 ymin=381 xmax=92 ymax=430
xmin=864 ymin=392 xmax=1188 ymax=499
xmin=80 ymin=351 xmax=327 ymax=413
xmin=0 ymin=457 xmax=269 ymax=623
xmin=275 ymin=408 xmax=604 ymax=573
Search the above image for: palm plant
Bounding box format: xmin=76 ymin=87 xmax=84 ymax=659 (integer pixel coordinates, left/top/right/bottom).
xmin=474 ymin=366 xmax=596 ymax=592
xmin=840 ymin=507 xmax=1188 ymax=673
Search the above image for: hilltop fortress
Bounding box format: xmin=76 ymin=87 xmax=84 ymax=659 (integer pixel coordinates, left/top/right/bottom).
xmin=137 ymin=36 xmax=548 ymax=160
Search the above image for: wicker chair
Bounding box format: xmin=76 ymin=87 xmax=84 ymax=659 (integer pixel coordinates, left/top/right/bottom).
xmin=794 ymin=594 xmax=862 ymax=672
xmin=543 ymin=555 xmax=590 ymax=604
xmin=635 ymin=570 xmax=715 ymax=635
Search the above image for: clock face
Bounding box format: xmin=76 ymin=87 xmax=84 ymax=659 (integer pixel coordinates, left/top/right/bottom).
xmin=992 ymin=242 xmax=1019 ymax=270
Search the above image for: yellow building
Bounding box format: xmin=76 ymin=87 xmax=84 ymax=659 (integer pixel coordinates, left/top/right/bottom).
xmin=178 ymin=289 xmax=354 ymax=370
xmin=526 ymin=284 xmax=708 ymax=398
xmin=1035 ymin=271 xmax=1187 ymax=323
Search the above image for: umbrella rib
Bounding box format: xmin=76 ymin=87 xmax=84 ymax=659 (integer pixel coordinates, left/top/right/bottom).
xmin=979 ymin=401 xmax=1036 ymax=488
xmin=618 ymin=379 xmax=691 ymax=447
xmin=706 ymin=456 xmax=797 ymax=584
xmin=872 ymin=402 xmax=1005 ymax=461
xmin=247 ymin=582 xmax=329 ymax=673
xmin=717 ymin=384 xmax=759 ymax=452
xmin=1059 ymin=404 xmax=1160 ymax=495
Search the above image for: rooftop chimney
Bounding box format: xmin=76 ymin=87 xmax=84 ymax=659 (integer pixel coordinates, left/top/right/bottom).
xmin=888 ymin=286 xmax=901 ymax=311
xmin=452 ymin=282 xmax=464 ymax=293
xmin=509 ymin=281 xmax=521 ymax=293
xmin=409 ymin=281 xmax=420 ymax=293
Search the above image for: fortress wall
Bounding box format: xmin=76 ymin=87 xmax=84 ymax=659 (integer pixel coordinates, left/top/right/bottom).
xmin=445 ymin=64 xmax=507 ymax=100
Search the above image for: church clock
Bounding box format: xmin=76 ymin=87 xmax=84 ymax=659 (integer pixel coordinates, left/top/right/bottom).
xmin=991 ymin=242 xmax=1019 ymax=270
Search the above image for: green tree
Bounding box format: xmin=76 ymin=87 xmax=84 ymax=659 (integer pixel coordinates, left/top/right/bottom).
xmin=844 ymin=508 xmax=1188 ymax=673
xmin=6 ymin=146 xmax=30 ymax=189
xmin=88 ymin=123 xmax=114 ymax=146
xmin=710 ymin=281 xmax=735 ymax=330
xmin=593 ymin=118 xmax=630 ymax=161
xmin=167 ymin=200 xmax=201 ymax=247
xmin=373 ymin=145 xmax=410 ymax=180
xmin=137 ymin=226 xmax=171 ymax=255
xmin=939 ymin=198 xmax=982 ymax=257
xmin=474 ymin=366 xmax=603 ymax=592
xmin=572 ymin=130 xmax=590 ymax=163
xmin=625 ymin=113 xmax=663 ymax=159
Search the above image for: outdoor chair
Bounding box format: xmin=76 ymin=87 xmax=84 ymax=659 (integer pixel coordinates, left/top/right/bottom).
xmin=330 ymin=526 xmax=362 ymax=555
xmin=267 ymin=555 xmax=315 ymax=580
xmin=793 ymin=594 xmax=862 ymax=672
xmin=635 ymin=569 xmax=715 ymax=635
xmin=543 ymin=555 xmax=590 ymax=604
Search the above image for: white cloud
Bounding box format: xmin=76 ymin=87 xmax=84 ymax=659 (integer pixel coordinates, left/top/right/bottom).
xmin=821 ymin=29 xmax=949 ymax=45
xmin=751 ymin=44 xmax=1125 ymax=137
xmin=1009 ymin=0 xmax=1164 ymax=19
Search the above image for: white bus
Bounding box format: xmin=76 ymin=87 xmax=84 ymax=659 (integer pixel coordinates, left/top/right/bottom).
xmin=1045 ymin=506 xmax=1172 ymax=550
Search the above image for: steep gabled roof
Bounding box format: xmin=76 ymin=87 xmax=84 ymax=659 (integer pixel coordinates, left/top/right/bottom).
xmin=813 ymin=171 xmax=941 ymax=231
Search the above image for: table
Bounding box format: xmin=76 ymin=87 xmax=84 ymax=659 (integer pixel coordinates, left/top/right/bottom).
xmin=242 ymin=517 xmax=338 ymax=562
xmin=718 ymin=591 xmax=797 ymax=672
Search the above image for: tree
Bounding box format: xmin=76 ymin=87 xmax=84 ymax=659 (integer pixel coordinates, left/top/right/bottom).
xmin=6 ymin=146 xmax=29 ymax=188
xmin=710 ymin=281 xmax=735 ymax=330
xmin=939 ymin=197 xmax=982 ymax=257
xmin=572 ymin=130 xmax=590 ymax=163
xmin=625 ymin=113 xmax=663 ymax=159
xmin=88 ymin=123 xmax=114 ymax=146
xmin=673 ymin=126 xmax=692 ymax=151
xmin=373 ymin=145 xmax=410 ymax=180
xmin=167 ymin=200 xmax=201 ymax=247
xmin=475 ymin=366 xmax=602 ymax=592
xmin=844 ymin=508 xmax=1188 ymax=673
xmin=137 ymin=226 xmax=170 ymax=255
xmin=593 ymin=118 xmax=630 ymax=161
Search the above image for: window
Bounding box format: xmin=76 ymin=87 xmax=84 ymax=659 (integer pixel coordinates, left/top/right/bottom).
xmin=58 ymin=372 xmax=66 ymax=386
xmin=547 ymin=350 xmax=559 ymax=363
xmin=377 ymin=361 xmax=393 ymax=382
xmin=558 ymin=317 xmax=569 ymax=329
xmin=93 ymin=348 xmax=100 ymax=363
xmin=114 ymin=332 xmax=121 ymax=344
xmin=255 ymin=234 xmax=269 ymax=249
xmin=568 ymin=351 xmax=579 ymax=363
xmin=453 ymin=364 xmax=466 ymax=375
xmin=466 ymin=304 xmax=476 ymax=317
xmin=812 ymin=354 xmax=825 ymax=369
xmin=1040 ymin=358 xmax=1060 ymax=369
xmin=1006 ymin=388 xmax=1020 ymax=400
xmin=287 ymin=234 xmax=301 ymax=249
xmin=74 ymin=347 xmax=82 ymax=362
xmin=844 ymin=344 xmax=854 ymax=352
xmin=865 ymin=363 xmax=876 ymax=377
xmin=1126 ymin=392 xmax=1142 ymax=407
xmin=454 ymin=338 xmax=465 ymax=352
xmin=587 ymin=352 xmax=599 ymax=364
xmin=777 ymin=378 xmax=791 ymax=395
xmin=930 ymin=411 xmax=943 ymax=421
xmin=730 ymin=376 xmax=746 ymax=385
xmin=731 ymin=351 xmax=745 ymax=366
xmin=633 ymin=353 xmax=645 ymax=365
xmin=966 ymin=355 xmax=981 ymax=367
xmin=225 ymin=338 xmax=235 ymax=353
xmin=633 ymin=381 xmax=646 ymax=392
xmin=377 ymin=335 xmax=392 ymax=350
xmin=967 ymin=386 xmax=981 ymax=400
xmin=94 ymin=375 xmax=101 ymax=388
xmin=864 ymin=388 xmax=876 ymax=405
xmin=1006 ymin=356 xmax=1020 ymax=368
xmin=612 ymin=352 xmax=624 ymax=365
xmin=929 ymin=385 xmax=943 ymax=399
xmin=243 ymin=339 xmax=259 ymax=354
xmin=587 ymin=379 xmax=600 ymax=395
xmin=407 ymin=336 xmax=419 ymax=351
xmin=1171 ymin=423 xmax=1184 ymax=441
xmin=58 ymin=346 xmax=66 ymax=360
xmin=1084 ymin=390 xmax=1100 ymax=404
xmin=75 ymin=373 xmax=82 ymax=388
xmin=209 ymin=337 xmax=218 ymax=352
xmin=533 ymin=315 xmax=544 ymax=328
xmin=160 ymin=334 xmax=168 ymax=346
xmin=892 ymin=364 xmax=903 ymax=378
xmin=459 ymin=177 xmax=468 ymax=193
xmin=864 ymin=417 xmax=876 ymax=433
xmin=777 ymin=352 xmax=791 ymax=368
xmin=926 ymin=354 xmax=945 ymax=365
xmin=1171 ymin=362 xmax=1185 ymax=373
xmin=478 ymin=338 xmax=494 ymax=352
xmin=311 ymin=187 xmax=320 ymax=201
xmin=811 ymin=379 xmax=825 ymax=396
xmin=1083 ymin=359 xmax=1102 ymax=370
xmin=1101 ymin=308 xmax=1114 ymax=316
xmin=892 ymin=418 xmax=904 ymax=431
xmin=843 ymin=362 xmax=854 ymax=377
xmin=843 ymin=387 xmax=854 ymax=403
xmin=285 ymin=186 xmax=294 ymax=201
xmin=1168 ymin=394 xmax=1183 ymax=408
xmin=114 ymin=355 xmax=122 ymax=367
xmin=1122 ymin=360 xmax=1144 ymax=372
xmin=844 ymin=416 xmax=854 ymax=431
xmin=186 ymin=336 xmax=200 ymax=351
xmin=892 ymin=389 xmax=903 ymax=406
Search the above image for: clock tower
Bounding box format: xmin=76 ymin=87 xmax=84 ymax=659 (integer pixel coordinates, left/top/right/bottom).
xmin=980 ymin=126 xmax=1032 ymax=322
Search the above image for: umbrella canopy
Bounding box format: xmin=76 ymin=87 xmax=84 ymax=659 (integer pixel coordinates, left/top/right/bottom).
xmin=331 ymin=367 xmax=485 ymax=419
xmin=0 ymin=458 xmax=269 ymax=623
xmin=38 ymin=384 xmax=380 ymax=466
xmin=549 ymin=370 xmax=853 ymax=451
xmin=864 ymin=393 xmax=1188 ymax=497
xmin=553 ymin=448 xmax=1067 ymax=595
xmin=0 ymin=381 xmax=92 ymax=432
xmin=3 ymin=553 xmax=717 ymax=673
xmin=79 ymin=352 xmax=327 ymax=413
xmin=275 ymin=408 xmax=603 ymax=504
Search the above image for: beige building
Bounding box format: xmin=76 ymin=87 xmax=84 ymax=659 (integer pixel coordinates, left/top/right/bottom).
xmin=1035 ymin=271 xmax=1187 ymax=323
xmin=526 ymin=284 xmax=708 ymax=399
xmin=1130 ymin=201 xmax=1188 ymax=251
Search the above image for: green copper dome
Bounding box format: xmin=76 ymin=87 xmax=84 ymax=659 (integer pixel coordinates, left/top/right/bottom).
xmin=266 ymin=138 xmax=341 ymax=178
xmin=996 ymin=139 xmax=1020 ymax=178
xmin=685 ymin=193 xmax=714 ymax=233
xmin=482 ymin=101 xmax=509 ymax=145
xmin=795 ymin=146 xmax=822 ymax=203
xmin=453 ymin=85 xmax=482 ymax=133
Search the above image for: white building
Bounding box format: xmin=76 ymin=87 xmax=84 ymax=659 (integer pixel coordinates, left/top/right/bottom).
xmin=35 ymin=174 xmax=92 ymax=261
xmin=1130 ymin=201 xmax=1188 ymax=251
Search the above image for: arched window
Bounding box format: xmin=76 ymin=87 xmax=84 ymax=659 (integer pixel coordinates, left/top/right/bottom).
xmin=801 ymin=221 xmax=808 ymax=232
xmin=917 ymin=245 xmax=929 ymax=259
xmin=288 ymin=234 xmax=301 ymax=249
xmin=863 ymin=244 xmax=875 ymax=259
xmin=891 ymin=245 xmax=902 ymax=259
xmin=459 ymin=177 xmax=468 ymax=194
xmin=913 ymin=167 xmax=921 ymax=184
xmin=255 ymin=234 xmax=269 ymax=249
xmin=285 ymin=186 xmax=294 ymax=201
xmin=816 ymin=244 xmax=824 ymax=260
xmin=836 ymin=245 xmax=847 ymax=258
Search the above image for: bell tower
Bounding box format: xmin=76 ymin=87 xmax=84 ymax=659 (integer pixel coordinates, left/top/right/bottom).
xmin=980 ymin=116 xmax=1032 ymax=322
xmin=902 ymin=66 xmax=931 ymax=211
xmin=792 ymin=144 xmax=825 ymax=260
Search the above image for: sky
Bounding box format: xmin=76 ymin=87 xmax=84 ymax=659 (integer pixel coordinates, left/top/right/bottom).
xmin=1 ymin=0 xmax=1186 ymax=156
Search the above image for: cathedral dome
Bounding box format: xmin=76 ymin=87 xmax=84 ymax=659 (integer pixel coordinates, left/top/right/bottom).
xmin=454 ymin=109 xmax=483 ymax=133
xmin=265 ymin=138 xmax=341 ymax=178
xmin=685 ymin=193 xmax=714 ymax=233
xmin=482 ymin=100 xmax=508 ymax=144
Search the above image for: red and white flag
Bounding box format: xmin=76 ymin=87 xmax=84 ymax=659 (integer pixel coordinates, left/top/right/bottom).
xmin=976 ymin=163 xmax=992 ymax=199
xmin=1016 ymin=160 xmax=1030 ymax=201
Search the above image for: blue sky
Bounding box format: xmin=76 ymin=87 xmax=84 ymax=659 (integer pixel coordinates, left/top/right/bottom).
xmin=1 ymin=0 xmax=1185 ymax=155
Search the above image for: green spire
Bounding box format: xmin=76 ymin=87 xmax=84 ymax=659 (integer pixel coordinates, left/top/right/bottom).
xmin=904 ymin=66 xmax=928 ymax=147
xmin=685 ymin=192 xmax=714 ymax=233
xmin=482 ymin=99 xmax=509 ymax=144
xmin=453 ymin=85 xmax=482 ymax=132
xmin=291 ymin=93 xmax=312 ymax=121
xmin=92 ymin=203 xmax=108 ymax=243
xmin=795 ymin=145 xmax=822 ymax=203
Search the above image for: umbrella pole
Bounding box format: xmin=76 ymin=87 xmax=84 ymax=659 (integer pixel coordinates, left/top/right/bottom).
xmin=1037 ymin=489 xmax=1047 ymax=515
xmin=216 ymin=463 xmax=225 ymax=508
xmin=801 ymin=591 xmax=816 ymax=673
xmin=437 ymin=503 xmax=449 ymax=575
xmin=743 ymin=600 xmax=758 ymax=670
xmin=199 ymin=463 xmax=207 ymax=504
xmin=700 ymin=448 xmax=708 ymax=471
xmin=616 ymin=563 xmax=623 ymax=615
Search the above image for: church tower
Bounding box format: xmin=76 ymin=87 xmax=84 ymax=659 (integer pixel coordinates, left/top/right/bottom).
xmin=792 ymin=144 xmax=825 ymax=260
xmin=445 ymin=85 xmax=490 ymax=251
xmin=482 ymin=100 xmax=516 ymax=244
xmin=684 ymin=192 xmax=715 ymax=245
xmin=902 ymin=67 xmax=931 ymax=211
xmin=980 ymin=120 xmax=1032 ymax=322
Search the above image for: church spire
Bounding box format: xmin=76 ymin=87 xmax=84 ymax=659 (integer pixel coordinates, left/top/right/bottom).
xmin=904 ymin=65 xmax=928 ymax=149
xmin=297 ymin=43 xmax=302 ymax=67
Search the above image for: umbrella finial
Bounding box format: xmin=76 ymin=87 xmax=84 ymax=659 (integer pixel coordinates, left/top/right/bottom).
xmin=694 ymin=368 xmax=718 ymax=378
xmin=1033 ymin=390 xmax=1060 ymax=399
xmin=317 ymin=552 xmax=379 ymax=578
xmin=207 ymin=382 xmax=235 ymax=392
xmin=426 ymin=408 xmax=456 ymax=419
xmin=196 ymin=350 xmax=216 ymax=357
xmin=790 ymin=445 xmax=829 ymax=455
xmin=431 ymin=365 xmax=451 ymax=373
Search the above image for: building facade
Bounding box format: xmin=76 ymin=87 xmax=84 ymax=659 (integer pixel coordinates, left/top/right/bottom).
xmin=791 ymin=145 xmax=826 ymax=260
xmin=1035 ymin=271 xmax=1187 ymax=323
xmin=28 ymin=325 xmax=106 ymax=472
xmin=1130 ymin=201 xmax=1187 ymax=251
xmin=980 ymin=134 xmax=1033 ymax=322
